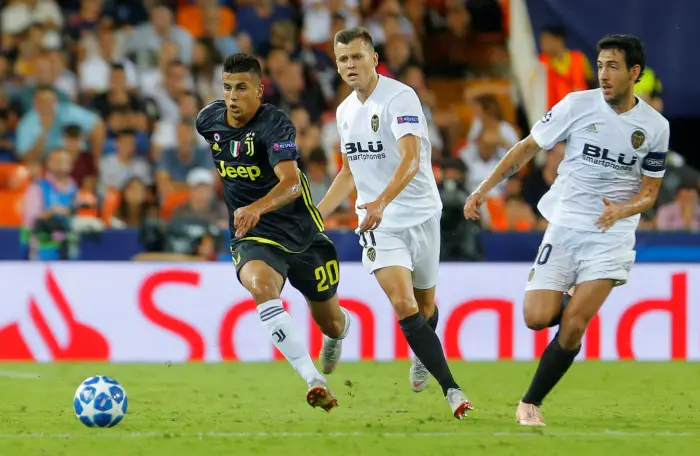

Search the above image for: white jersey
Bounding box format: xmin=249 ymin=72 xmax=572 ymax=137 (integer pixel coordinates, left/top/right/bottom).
xmin=336 ymin=75 xmax=442 ymax=231
xmin=531 ymin=89 xmax=670 ymax=232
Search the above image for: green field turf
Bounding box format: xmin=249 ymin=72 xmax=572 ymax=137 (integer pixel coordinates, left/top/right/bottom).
xmin=0 ymin=361 xmax=698 ymax=456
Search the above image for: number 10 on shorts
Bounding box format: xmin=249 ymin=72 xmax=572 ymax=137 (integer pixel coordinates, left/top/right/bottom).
xmin=315 ymin=260 xmax=339 ymax=292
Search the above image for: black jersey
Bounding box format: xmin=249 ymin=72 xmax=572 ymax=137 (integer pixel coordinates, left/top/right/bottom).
xmin=195 ymin=101 xmax=324 ymax=253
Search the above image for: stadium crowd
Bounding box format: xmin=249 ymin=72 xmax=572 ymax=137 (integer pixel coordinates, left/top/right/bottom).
xmin=0 ymin=0 xmax=697 ymax=261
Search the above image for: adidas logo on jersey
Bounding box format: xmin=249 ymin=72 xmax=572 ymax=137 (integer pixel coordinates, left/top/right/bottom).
xmin=584 ymin=124 xmax=598 ymax=133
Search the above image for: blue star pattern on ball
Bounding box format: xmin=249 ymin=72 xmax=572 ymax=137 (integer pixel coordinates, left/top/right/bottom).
xmin=73 ymin=375 xmax=128 ymax=428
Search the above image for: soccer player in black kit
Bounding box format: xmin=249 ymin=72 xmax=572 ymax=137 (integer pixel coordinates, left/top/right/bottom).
xmin=196 ymin=53 xmax=351 ymax=412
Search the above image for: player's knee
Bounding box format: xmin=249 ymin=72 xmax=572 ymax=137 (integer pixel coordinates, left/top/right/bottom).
xmin=523 ymin=306 xmax=551 ymax=331
xmin=389 ymin=295 xmax=420 ymax=320
xmin=559 ymin=314 xmax=588 ymax=349
xmin=246 ymin=280 xmax=280 ymax=303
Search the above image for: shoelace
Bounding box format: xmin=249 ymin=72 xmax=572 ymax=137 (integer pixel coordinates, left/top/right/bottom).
xmin=414 ymin=359 xmax=429 ymax=375
xmin=322 ymin=340 xmax=338 ymax=360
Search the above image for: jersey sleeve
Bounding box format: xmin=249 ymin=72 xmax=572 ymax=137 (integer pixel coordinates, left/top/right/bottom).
xmin=388 ymin=90 xmax=424 ymax=140
xmin=262 ymin=109 xmax=300 ymax=168
xmin=641 ymin=123 xmax=670 ymax=178
xmin=530 ymin=95 xmax=574 ymax=150
xmin=195 ymin=104 xmax=216 ymax=144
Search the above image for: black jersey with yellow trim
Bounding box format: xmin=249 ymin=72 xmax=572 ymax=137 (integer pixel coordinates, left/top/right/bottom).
xmin=196 ymin=101 xmax=324 ymax=252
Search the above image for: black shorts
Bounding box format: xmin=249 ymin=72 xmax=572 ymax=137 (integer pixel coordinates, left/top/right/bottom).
xmin=231 ymin=233 xmax=339 ymax=302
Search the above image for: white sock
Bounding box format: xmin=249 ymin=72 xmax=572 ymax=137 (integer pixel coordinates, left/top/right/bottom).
xmin=258 ymin=299 xmax=323 ymax=386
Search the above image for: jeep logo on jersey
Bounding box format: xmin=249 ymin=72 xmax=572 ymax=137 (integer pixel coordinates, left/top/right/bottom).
xmin=582 ymin=143 xmax=638 ymax=171
xmin=345 ymin=141 xmax=386 ymax=161
xmin=216 ymin=161 xmax=262 ymax=180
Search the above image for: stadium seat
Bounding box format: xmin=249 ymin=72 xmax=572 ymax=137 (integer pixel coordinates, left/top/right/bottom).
xmin=0 ymin=189 xmax=25 ymax=227
xmin=160 ymin=189 xmax=191 ymax=220
xmin=0 ymin=163 xmax=30 ymax=191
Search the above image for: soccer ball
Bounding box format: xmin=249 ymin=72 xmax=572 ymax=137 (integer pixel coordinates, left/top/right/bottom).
xmin=73 ymin=375 xmax=128 ymax=428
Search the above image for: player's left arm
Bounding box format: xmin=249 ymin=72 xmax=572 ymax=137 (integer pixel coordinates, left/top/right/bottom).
xmin=233 ymin=112 xmax=302 ymax=238
xmin=596 ymin=126 xmax=669 ymax=231
xmin=358 ymin=91 xmax=422 ymax=232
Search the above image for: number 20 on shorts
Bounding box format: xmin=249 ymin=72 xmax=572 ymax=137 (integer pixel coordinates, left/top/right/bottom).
xmin=315 ymin=260 xmax=339 ymax=292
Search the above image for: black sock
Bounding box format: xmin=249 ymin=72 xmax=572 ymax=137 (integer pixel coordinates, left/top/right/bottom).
xmin=399 ymin=312 xmax=459 ymax=396
xmin=521 ymin=332 xmax=580 ymax=406
xmin=547 ymin=293 xmax=571 ymax=327
xmin=426 ymin=306 xmax=439 ymax=331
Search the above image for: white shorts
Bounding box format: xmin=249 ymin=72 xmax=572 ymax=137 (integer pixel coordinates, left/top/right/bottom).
xmin=359 ymin=213 xmax=441 ymax=290
xmin=526 ymin=223 xmax=636 ymax=292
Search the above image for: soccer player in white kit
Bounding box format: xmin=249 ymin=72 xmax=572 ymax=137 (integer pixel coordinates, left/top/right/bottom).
xmin=464 ymin=35 xmax=669 ymax=426
xmin=317 ymin=27 xmax=473 ymax=419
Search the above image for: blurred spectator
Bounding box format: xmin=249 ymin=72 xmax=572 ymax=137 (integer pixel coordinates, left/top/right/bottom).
xmin=110 ymin=177 xmax=156 ymax=228
xmin=302 ymin=0 xmax=359 ymax=46
xmin=399 ymin=65 xmax=443 ymax=156
xmin=21 ymin=148 xmax=78 ymax=260
xmin=12 ymin=48 xmax=72 ymax=113
xmin=144 ymin=60 xmax=191 ymax=126
xmin=156 ymin=120 xmax=212 ymax=192
xmin=80 ymin=25 xmax=138 ymax=94
xmin=634 ymin=66 xmax=664 ymax=113
xmin=90 ymin=64 xmax=143 ymax=118
xmin=656 ymin=183 xmax=700 ymax=231
xmin=269 ymin=20 xmax=300 ymax=56
xmin=171 ymin=168 xmax=227 ymax=226
xmin=176 ymin=0 xmax=236 ymax=40
xmin=63 ymin=124 xmax=97 ymax=184
xmin=268 ymin=61 xmax=324 ymax=122
xmin=377 ymin=34 xmax=417 ymax=78
xmin=539 ymin=25 xmax=593 ymax=109
xmin=198 ymin=2 xmax=241 ymax=57
xmin=191 ymin=37 xmax=223 ymax=103
xmin=460 ymin=128 xmax=508 ymax=197
xmin=305 ymin=148 xmax=332 ymax=205
xmin=236 ymin=0 xmax=293 ymax=55
xmin=125 ymin=2 xmax=194 ymax=69
xmin=438 ymin=157 xmax=483 ymax=261
xmin=655 ymin=151 xmax=700 ymax=209
xmin=2 ymin=1 xmax=63 ymax=52
xmin=100 ymin=129 xmax=152 ymax=190
xmin=0 ymin=109 xmax=16 ymax=162
xmin=466 ymin=93 xmax=519 ymax=150
xmin=503 ymin=176 xmax=536 ymax=231
xmin=151 ymin=90 xmax=207 ymax=155
xmin=64 ymin=0 xmax=105 ymax=42
xmin=522 ymin=143 xmax=564 ymax=227
xmin=15 ymin=85 xmax=105 ymax=164
xmin=365 ymin=0 xmax=414 ymax=48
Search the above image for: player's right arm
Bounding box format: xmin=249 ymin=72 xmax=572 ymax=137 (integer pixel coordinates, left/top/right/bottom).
xmin=464 ymin=94 xmax=574 ymax=220
xmin=317 ymin=153 xmax=355 ymax=219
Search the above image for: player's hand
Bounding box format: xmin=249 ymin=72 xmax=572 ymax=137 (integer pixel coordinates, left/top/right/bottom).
xmin=233 ymin=205 xmax=261 ymax=238
xmin=357 ymin=199 xmax=386 ymax=232
xmin=463 ymin=191 xmax=486 ymax=220
xmin=596 ymin=196 xmax=623 ymax=232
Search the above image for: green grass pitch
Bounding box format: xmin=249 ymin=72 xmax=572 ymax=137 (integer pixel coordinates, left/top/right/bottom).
xmin=0 ymin=361 xmax=698 ymax=455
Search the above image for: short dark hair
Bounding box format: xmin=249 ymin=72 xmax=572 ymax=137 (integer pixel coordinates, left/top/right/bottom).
xmin=63 ymin=124 xmax=81 ymax=138
xmin=110 ymin=62 xmax=125 ymax=72
xmin=334 ymin=27 xmax=374 ymax=49
xmin=307 ymin=148 xmax=328 ymax=166
xmin=597 ymin=34 xmax=646 ymax=82
xmin=541 ymin=25 xmax=567 ymax=39
xmin=222 ymin=53 xmax=262 ymax=79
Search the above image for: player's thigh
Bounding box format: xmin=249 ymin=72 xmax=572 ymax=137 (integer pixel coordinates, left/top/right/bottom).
xmin=359 ymin=229 xmax=413 ymax=278
xmin=523 ymin=289 xmax=564 ymax=330
xmin=576 ymin=231 xmax=636 ymax=288
xmin=287 ymin=234 xmax=340 ymax=303
xmin=232 ymin=242 xmax=288 ymax=304
xmin=525 ymin=224 xmax=577 ymax=294
xmin=409 ymin=213 xmax=441 ymax=291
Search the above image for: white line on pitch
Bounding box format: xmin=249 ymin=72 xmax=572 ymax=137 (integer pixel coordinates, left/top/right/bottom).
xmin=0 ymin=370 xmax=41 ymax=379
xmin=0 ymin=430 xmax=696 ymax=439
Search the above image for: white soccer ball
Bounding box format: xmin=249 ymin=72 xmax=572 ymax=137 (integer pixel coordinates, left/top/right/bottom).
xmin=73 ymin=375 xmax=128 ymax=428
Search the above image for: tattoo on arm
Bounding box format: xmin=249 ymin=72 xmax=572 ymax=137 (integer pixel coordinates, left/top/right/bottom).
xmin=500 ymin=164 xmax=520 ymax=179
